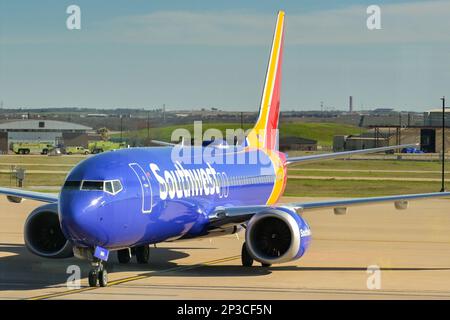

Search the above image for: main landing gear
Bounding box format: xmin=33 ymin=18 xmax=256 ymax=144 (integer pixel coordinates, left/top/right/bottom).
xmin=117 ymin=248 xmax=131 ymax=263
xmin=241 ymin=242 xmax=272 ymax=268
xmin=88 ymin=259 xmax=108 ymax=287
xmin=117 ymin=245 xmax=150 ymax=264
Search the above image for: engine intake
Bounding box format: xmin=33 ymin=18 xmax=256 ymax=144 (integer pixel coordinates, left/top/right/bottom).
xmin=245 ymin=208 xmax=311 ymax=265
xmin=24 ymin=203 xmax=73 ymax=258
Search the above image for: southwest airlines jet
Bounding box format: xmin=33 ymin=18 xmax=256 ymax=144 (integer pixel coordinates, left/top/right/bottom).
xmin=1 ymin=11 xmax=449 ymax=287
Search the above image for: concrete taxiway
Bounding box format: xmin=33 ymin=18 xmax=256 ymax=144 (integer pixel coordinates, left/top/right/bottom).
xmin=1 ymin=196 xmax=450 ymax=299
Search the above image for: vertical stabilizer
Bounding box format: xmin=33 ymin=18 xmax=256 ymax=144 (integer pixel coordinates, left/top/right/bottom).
xmin=246 ymin=11 xmax=285 ymax=150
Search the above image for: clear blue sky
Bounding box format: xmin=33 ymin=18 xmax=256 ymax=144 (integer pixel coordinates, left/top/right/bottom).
xmin=1 ymin=0 xmax=449 ymax=111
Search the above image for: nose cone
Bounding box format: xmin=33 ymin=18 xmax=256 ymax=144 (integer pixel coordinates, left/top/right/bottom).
xmin=59 ymin=190 xmax=107 ymax=247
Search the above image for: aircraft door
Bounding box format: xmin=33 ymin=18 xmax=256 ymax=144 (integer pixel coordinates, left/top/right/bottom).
xmin=129 ymin=163 xmax=153 ymax=213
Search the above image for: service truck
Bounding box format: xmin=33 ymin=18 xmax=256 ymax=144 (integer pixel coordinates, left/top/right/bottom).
xmin=88 ymin=141 xmax=127 ymax=154
xmin=11 ymin=142 xmax=54 ymax=155
xmin=65 ymin=146 xmax=90 ymax=155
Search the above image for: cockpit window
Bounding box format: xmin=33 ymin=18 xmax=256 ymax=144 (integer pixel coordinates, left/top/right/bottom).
xmin=80 ymin=179 xmax=123 ymax=195
xmin=112 ymin=180 xmax=123 ymax=194
xmin=63 ymin=180 xmax=81 ymax=190
xmin=81 ymin=181 xmax=104 ymax=191
xmin=104 ymin=181 xmax=113 ymax=194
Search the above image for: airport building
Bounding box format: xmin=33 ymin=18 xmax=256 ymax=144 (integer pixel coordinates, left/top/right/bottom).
xmin=0 ymin=120 xmax=92 ymax=153
xmin=279 ymin=136 xmax=318 ymax=151
xmin=334 ymin=126 xmax=450 ymax=153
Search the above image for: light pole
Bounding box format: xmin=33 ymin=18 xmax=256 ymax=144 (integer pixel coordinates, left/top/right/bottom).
xmin=441 ymin=96 xmax=446 ymax=192
xmin=120 ymin=115 xmax=123 ymax=142
xmin=147 ymin=110 xmax=150 ymax=140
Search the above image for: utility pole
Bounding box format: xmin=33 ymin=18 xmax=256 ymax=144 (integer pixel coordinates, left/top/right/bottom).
xmin=120 ymin=115 xmax=123 ymax=142
xmin=240 ymin=112 xmax=243 ymax=129
xmin=163 ymin=104 xmax=166 ymax=123
xmin=441 ymin=96 xmax=446 ymax=192
xmin=147 ymin=110 xmax=150 ymax=140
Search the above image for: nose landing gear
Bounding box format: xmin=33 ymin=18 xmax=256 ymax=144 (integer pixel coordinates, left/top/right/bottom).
xmin=88 ymin=259 xmax=108 ymax=287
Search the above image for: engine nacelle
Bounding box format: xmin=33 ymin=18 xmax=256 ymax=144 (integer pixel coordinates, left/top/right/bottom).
xmin=24 ymin=203 xmax=73 ymax=259
xmin=245 ymin=207 xmax=311 ymax=265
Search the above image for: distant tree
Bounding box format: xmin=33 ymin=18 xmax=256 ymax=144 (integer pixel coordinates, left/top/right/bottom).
xmin=97 ymin=127 xmax=110 ymax=141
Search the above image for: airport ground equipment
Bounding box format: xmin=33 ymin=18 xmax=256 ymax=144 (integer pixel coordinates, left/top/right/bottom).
xmin=11 ymin=142 xmax=54 ymax=155
xmin=66 ymin=146 xmax=90 ymax=155
xmin=88 ymin=141 xmax=127 ymax=154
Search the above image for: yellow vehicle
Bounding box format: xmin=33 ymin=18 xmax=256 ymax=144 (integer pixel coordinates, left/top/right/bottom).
xmin=11 ymin=142 xmax=54 ymax=155
xmin=65 ymin=146 xmax=90 ymax=155
xmin=88 ymin=141 xmax=127 ymax=154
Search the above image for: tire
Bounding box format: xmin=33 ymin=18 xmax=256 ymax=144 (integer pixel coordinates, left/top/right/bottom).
xmin=98 ymin=269 xmax=108 ymax=287
xmin=19 ymin=149 xmax=24 ymax=155
xmin=88 ymin=270 xmax=98 ymax=287
xmin=25 ymin=149 xmax=30 ymax=154
xmin=42 ymin=149 xmax=48 ymax=155
xmin=117 ymin=248 xmax=131 ymax=264
xmin=67 ymin=152 xmax=72 ymax=155
xmin=135 ymin=245 xmax=150 ymax=264
xmin=84 ymin=151 xmax=89 ymax=155
xmin=241 ymin=242 xmax=254 ymax=267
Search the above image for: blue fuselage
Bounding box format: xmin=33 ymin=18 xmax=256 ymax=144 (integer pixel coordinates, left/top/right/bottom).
xmin=59 ymin=147 xmax=281 ymax=250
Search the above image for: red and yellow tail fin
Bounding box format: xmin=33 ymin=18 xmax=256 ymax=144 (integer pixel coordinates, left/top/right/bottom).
xmin=246 ymin=11 xmax=285 ymax=151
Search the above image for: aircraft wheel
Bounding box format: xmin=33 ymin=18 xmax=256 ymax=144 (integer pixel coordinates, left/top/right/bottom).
xmin=88 ymin=270 xmax=98 ymax=287
xmin=117 ymin=248 xmax=131 ymax=264
xmin=98 ymin=269 xmax=108 ymax=287
xmin=136 ymin=245 xmax=150 ymax=264
xmin=241 ymin=242 xmax=254 ymax=267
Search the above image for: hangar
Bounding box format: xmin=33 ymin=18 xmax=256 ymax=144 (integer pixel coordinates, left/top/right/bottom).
xmin=0 ymin=120 xmax=92 ymax=154
xmin=279 ymin=136 xmax=318 ymax=151
xmin=334 ymin=126 xmax=450 ymax=154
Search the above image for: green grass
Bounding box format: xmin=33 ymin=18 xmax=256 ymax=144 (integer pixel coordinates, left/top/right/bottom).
xmin=288 ymin=169 xmax=445 ymax=179
xmin=0 ymin=172 xmax=67 ymax=189
xmin=292 ymin=159 xmax=443 ymax=171
xmin=114 ymin=122 xmax=363 ymax=147
xmin=279 ymin=122 xmax=363 ymax=146
xmin=284 ymin=179 xmax=444 ymax=198
xmin=0 ymin=155 xmax=85 ymax=165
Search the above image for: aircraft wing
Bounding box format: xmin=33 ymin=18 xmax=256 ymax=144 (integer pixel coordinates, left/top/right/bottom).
xmin=208 ymin=192 xmax=450 ymax=228
xmin=0 ymin=187 xmax=58 ymax=203
xmin=286 ymin=144 xmax=416 ymax=165
xmin=150 ymin=140 xmax=176 ymax=147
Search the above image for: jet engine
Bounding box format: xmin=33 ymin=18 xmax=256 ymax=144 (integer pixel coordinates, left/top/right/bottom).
xmin=24 ymin=203 xmax=73 ymax=258
xmin=245 ymin=207 xmax=311 ymax=265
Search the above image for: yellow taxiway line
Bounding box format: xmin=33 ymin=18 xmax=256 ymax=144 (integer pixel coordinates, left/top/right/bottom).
xmin=27 ymin=255 xmax=240 ymax=300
